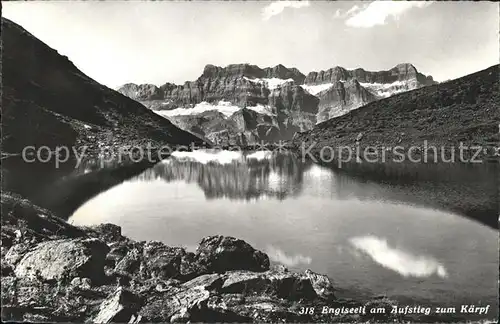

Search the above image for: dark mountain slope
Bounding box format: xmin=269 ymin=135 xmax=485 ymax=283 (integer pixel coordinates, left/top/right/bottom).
xmin=1 ymin=18 xmax=203 ymax=154
xmin=293 ymin=65 xmax=500 ymax=154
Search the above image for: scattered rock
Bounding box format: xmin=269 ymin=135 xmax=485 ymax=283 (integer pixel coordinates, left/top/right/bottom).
xmin=304 ymin=269 xmax=335 ymax=300
xmin=182 ymin=273 xmax=225 ymax=291
xmin=4 ymin=243 xmax=32 ymax=266
xmin=139 ymin=281 xmax=211 ymax=322
xmin=1 ymin=193 xmax=86 ymax=242
xmin=114 ymin=248 xmax=142 ymax=276
xmin=221 ymin=268 xmax=317 ymax=301
xmin=140 ymin=241 xmax=194 ymax=280
xmin=93 ymin=287 xmax=142 ymax=324
xmin=169 ymin=307 xmax=191 ymax=323
xmin=206 ymin=294 xmax=304 ymax=323
xmin=70 ymin=277 xmax=92 ymax=290
xmin=90 ymin=223 xmax=123 ymax=243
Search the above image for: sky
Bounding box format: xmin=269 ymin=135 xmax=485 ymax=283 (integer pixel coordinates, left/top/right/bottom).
xmin=3 ymin=1 xmax=499 ymax=88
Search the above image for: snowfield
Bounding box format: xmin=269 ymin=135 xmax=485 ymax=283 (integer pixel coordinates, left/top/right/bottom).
xmin=245 ymin=103 xmax=275 ymax=116
xmin=155 ymin=101 xmax=240 ymax=117
xmin=360 ymin=80 xmax=412 ymax=98
xmin=154 ymin=101 xmax=275 ymax=118
xmin=300 ymin=83 xmax=335 ymax=95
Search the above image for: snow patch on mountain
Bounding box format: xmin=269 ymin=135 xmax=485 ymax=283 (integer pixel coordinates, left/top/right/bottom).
xmin=155 ymin=101 xmax=241 ymax=117
xmin=243 ymin=76 xmax=294 ymax=90
xmin=360 ymin=80 xmax=412 ymax=98
xmin=246 ymin=104 xmax=275 ymax=116
xmin=300 ymin=83 xmax=335 ymax=95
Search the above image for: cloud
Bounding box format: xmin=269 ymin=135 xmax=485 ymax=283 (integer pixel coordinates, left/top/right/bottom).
xmin=349 ymin=235 xmax=448 ymax=278
xmin=262 ymin=1 xmax=310 ymax=20
xmin=337 ymin=1 xmax=431 ymax=28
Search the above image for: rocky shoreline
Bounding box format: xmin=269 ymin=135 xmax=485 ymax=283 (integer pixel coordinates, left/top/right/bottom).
xmin=2 ymin=191 xmax=496 ymax=323
xmin=1 ymin=192 xmax=398 ymax=323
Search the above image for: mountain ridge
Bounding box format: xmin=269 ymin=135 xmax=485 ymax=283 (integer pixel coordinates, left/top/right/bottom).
xmin=119 ymin=62 xmax=433 ymax=89
xmin=293 ymin=64 xmax=500 ymax=154
xmin=118 ymin=62 xmax=436 ymax=144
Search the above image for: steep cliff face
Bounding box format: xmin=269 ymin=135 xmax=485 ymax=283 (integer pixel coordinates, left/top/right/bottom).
xmin=268 ymin=84 xmax=319 ymax=135
xmin=303 ymin=63 xmax=433 ymax=85
xmin=1 ymin=18 xmax=203 ymax=154
xmin=119 ymin=63 xmax=306 ymax=111
xmin=118 ymin=63 xmax=435 ymax=144
xmin=167 ymin=107 xmax=279 ymax=146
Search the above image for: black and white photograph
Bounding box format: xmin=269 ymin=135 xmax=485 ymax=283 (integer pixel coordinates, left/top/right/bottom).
xmin=1 ymin=1 xmax=499 ymax=323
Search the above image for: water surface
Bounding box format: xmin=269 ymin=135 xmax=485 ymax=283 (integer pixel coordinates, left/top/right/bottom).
xmin=61 ymin=150 xmax=498 ymax=315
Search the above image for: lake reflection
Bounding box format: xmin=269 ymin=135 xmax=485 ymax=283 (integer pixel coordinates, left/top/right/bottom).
xmin=66 ymin=150 xmax=497 ymax=313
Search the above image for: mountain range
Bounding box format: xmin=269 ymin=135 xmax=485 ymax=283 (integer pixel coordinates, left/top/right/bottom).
xmin=118 ymin=63 xmax=436 ymax=145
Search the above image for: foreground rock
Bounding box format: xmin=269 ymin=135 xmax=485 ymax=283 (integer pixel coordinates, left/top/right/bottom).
xmin=1 ymin=192 xmax=344 ymax=323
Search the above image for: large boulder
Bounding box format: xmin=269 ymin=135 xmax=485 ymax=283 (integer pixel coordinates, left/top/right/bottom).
xmin=1 ymin=193 xmax=86 ymax=245
xmin=88 ymin=223 xmax=123 ymax=243
xmin=139 ymin=273 xmax=251 ymax=323
xmin=112 ymin=241 xmax=201 ymax=281
xmin=206 ymin=294 xmax=308 ymax=323
xmin=114 ymin=247 xmax=142 ymax=276
xmin=139 ymin=276 xmax=218 ymax=322
xmin=93 ymin=287 xmax=142 ymax=324
xmin=194 ymin=236 xmax=270 ymax=273
xmin=14 ymin=238 xmax=109 ymax=282
xmin=4 ymin=243 xmax=32 ymax=267
xmin=140 ymin=241 xmax=198 ymax=280
xmin=221 ymin=268 xmax=317 ymax=301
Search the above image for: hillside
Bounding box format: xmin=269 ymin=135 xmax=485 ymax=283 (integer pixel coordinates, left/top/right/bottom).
xmin=1 ymin=18 xmax=203 ymax=155
xmin=293 ymin=65 xmax=500 ymax=158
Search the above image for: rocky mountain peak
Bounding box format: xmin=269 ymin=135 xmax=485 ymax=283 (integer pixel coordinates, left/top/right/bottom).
xmin=262 ymin=64 xmax=306 ymax=83
xmin=117 ymin=61 xmax=437 ymax=145
xmin=199 ymin=63 xmax=305 ymax=84
xmin=394 ymin=62 xmax=418 ymax=71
